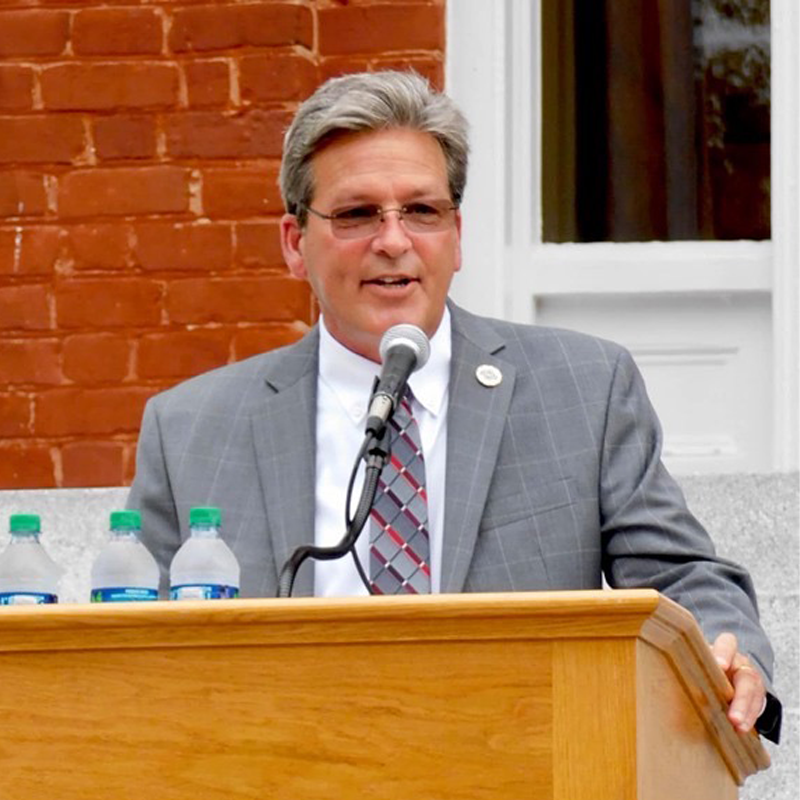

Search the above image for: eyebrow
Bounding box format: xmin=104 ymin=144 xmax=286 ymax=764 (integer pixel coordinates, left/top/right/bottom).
xmin=328 ymin=192 xmax=449 ymax=209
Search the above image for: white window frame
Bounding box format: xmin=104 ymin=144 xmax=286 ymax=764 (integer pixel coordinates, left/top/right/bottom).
xmin=446 ymin=0 xmax=798 ymax=471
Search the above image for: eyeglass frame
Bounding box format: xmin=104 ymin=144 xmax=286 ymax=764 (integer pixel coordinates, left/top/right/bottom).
xmin=301 ymin=199 xmax=460 ymax=239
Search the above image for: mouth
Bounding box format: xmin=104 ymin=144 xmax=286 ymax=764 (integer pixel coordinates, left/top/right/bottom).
xmin=363 ymin=277 xmax=418 ymax=288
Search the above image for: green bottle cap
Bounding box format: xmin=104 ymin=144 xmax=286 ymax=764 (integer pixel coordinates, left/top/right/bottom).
xmin=10 ymin=514 xmax=41 ymax=533
xmin=189 ymin=507 xmax=221 ymax=527
xmin=110 ymin=510 xmax=141 ymax=530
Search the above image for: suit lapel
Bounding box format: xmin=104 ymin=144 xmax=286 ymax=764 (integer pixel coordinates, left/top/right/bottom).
xmin=441 ymin=306 xmax=516 ymax=593
xmin=251 ymin=329 xmax=319 ymax=597
xmin=249 ymin=309 xmax=518 ymax=597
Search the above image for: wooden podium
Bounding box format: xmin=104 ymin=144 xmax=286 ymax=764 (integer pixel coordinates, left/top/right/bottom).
xmin=0 ymin=590 xmax=768 ymax=799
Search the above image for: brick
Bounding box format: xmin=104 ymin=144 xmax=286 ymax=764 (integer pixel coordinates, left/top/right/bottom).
xmin=67 ymin=223 xmax=132 ymax=271
xmin=0 ymin=66 xmax=34 ymax=110
xmin=59 ymin=167 xmax=190 ymax=218
xmin=166 ymin=276 xmax=311 ymax=324
xmin=16 ymin=226 xmax=62 ymax=276
xmin=239 ymin=54 xmax=318 ymax=103
xmin=0 ymin=10 xmax=68 ymax=57
xmin=62 ymin=440 xmax=127 ymax=488
xmin=170 ymin=3 xmax=312 ymax=52
xmin=93 ymin=116 xmax=158 ymax=161
xmin=373 ymin=56 xmax=444 ymax=88
xmin=134 ymin=222 xmax=232 ymax=272
xmin=184 ymin=60 xmax=231 ymax=108
xmin=319 ymin=56 xmax=444 ymax=87
xmin=318 ymin=56 xmax=373 ymax=82
xmin=0 ymin=394 xmax=32 ymax=437
xmin=63 ymin=333 xmax=131 ymax=383
xmin=0 ymin=227 xmax=14 ymax=272
xmin=0 ymin=284 xmax=51 ymax=330
xmin=41 ymin=63 xmax=179 ymax=111
xmin=138 ymin=328 xmax=231 ymax=379
xmin=0 ymin=339 xmax=61 ymax=385
xmin=56 ymin=279 xmax=163 ymax=329
xmin=0 ymin=172 xmax=48 ymax=217
xmin=165 ymin=109 xmax=290 ymax=159
xmin=73 ymin=8 xmax=163 ymax=56
xmin=0 ymin=116 xmax=85 ymax=164
xmin=318 ymin=3 xmax=444 ymax=56
xmin=235 ymin=221 xmax=285 ymax=270
xmin=0 ymin=443 xmax=55 ymax=489
xmin=62 ymin=440 xmax=126 ymax=488
xmin=35 ymin=386 xmax=155 ymax=436
xmin=233 ymin=323 xmax=306 ymax=360
xmin=122 ymin=441 xmax=137 ymax=486
xmin=202 ymin=166 xmax=283 ymax=218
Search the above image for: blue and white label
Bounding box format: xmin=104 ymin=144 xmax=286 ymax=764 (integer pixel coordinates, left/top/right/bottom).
xmin=0 ymin=592 xmax=58 ymax=605
xmin=91 ymin=587 xmax=159 ymax=603
xmin=170 ymin=584 xmax=239 ymax=601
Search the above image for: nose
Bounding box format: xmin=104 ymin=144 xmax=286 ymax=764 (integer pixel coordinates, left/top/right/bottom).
xmin=370 ymin=209 xmax=412 ymax=257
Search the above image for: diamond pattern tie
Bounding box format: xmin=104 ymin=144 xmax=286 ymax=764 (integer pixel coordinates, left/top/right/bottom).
xmin=369 ymin=391 xmax=431 ymax=594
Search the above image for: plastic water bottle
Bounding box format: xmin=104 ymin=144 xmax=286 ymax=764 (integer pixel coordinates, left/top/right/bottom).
xmin=169 ymin=507 xmax=240 ymax=600
xmin=0 ymin=514 xmax=61 ymax=605
xmin=90 ymin=510 xmax=159 ymax=603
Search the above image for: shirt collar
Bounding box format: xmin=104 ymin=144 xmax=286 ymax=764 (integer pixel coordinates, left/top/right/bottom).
xmin=318 ymin=308 xmax=451 ymax=425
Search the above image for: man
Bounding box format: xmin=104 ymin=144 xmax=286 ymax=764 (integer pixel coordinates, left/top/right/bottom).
xmin=128 ymin=71 xmax=780 ymax=742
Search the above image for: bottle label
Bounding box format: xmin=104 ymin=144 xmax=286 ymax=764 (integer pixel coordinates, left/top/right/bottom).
xmin=91 ymin=587 xmax=159 ymax=603
xmin=0 ymin=592 xmax=58 ymax=605
xmin=170 ymin=584 xmax=239 ymax=601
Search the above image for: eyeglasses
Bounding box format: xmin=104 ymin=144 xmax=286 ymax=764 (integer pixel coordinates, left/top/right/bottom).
xmin=303 ymin=200 xmax=458 ymax=239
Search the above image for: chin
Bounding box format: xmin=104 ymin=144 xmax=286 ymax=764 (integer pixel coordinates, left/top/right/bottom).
xmin=381 ymin=308 xmax=429 ymax=331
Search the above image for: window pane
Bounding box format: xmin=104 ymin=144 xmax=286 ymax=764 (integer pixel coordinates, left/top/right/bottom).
xmin=541 ymin=0 xmax=771 ymax=243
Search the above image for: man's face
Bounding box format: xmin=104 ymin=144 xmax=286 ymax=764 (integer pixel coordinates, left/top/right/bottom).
xmin=280 ymin=128 xmax=462 ymax=362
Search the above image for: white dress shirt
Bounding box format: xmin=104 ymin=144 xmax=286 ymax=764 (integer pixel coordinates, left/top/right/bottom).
xmin=313 ymin=310 xmax=451 ymax=596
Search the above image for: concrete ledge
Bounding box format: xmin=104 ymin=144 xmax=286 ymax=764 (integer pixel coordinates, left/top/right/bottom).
xmin=0 ymin=487 xmax=128 ymax=604
xmin=0 ymin=474 xmax=797 ymax=799
xmin=675 ymin=473 xmax=799 ymax=800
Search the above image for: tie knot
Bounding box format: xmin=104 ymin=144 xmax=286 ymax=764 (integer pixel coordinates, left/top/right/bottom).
xmin=391 ymin=388 xmax=416 ymax=436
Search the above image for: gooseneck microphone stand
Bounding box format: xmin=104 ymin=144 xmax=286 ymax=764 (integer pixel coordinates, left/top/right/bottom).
xmin=276 ymin=421 xmax=390 ymax=599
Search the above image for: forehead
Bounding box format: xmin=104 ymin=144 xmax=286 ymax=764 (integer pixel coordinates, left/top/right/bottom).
xmin=309 ymin=128 xmax=450 ymax=202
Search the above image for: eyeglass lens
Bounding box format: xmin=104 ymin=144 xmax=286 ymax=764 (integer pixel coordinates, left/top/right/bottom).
xmin=327 ymin=201 xmax=456 ymax=238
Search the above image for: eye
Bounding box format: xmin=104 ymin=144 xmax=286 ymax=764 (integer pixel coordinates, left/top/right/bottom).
xmin=403 ymin=202 xmax=441 ymax=219
xmin=332 ymin=204 xmax=381 ymax=224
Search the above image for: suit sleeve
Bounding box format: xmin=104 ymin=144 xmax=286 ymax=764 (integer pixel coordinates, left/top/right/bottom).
xmin=126 ymin=397 xmax=183 ymax=598
xmin=598 ymin=348 xmax=780 ymax=740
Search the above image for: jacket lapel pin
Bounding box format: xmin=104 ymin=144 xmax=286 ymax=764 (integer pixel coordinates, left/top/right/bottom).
xmin=475 ymin=364 xmax=502 ymax=387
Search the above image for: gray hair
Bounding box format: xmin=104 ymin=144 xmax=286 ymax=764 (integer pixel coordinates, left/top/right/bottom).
xmin=279 ymin=71 xmax=469 ymax=225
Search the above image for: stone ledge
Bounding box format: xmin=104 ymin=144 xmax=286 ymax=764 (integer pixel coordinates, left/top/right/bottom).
xmin=0 ymin=474 xmax=796 ymax=800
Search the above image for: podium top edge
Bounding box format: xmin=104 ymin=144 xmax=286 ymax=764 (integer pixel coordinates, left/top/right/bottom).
xmin=0 ymin=588 xmax=666 ymax=628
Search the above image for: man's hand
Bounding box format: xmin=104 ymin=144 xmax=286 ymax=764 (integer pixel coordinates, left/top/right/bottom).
xmin=711 ymin=632 xmax=766 ymax=735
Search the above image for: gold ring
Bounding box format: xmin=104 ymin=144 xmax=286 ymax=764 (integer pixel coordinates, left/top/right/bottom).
xmin=736 ymin=665 xmax=758 ymax=676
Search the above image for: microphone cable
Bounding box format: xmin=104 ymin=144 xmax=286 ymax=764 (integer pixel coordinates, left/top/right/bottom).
xmin=276 ymin=426 xmax=389 ymax=598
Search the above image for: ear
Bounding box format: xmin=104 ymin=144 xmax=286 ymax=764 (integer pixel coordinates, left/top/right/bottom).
xmin=453 ymin=208 xmax=463 ymax=273
xmin=280 ymin=214 xmax=307 ymax=280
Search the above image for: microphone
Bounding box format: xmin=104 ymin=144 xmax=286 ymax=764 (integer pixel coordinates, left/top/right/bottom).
xmin=365 ymin=324 xmax=431 ymax=436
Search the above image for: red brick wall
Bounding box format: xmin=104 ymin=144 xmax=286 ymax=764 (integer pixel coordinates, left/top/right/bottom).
xmin=0 ymin=1 xmax=446 ymax=489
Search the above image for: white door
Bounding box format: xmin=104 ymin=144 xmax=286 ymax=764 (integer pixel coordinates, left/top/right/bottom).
xmin=446 ymin=0 xmax=798 ymax=475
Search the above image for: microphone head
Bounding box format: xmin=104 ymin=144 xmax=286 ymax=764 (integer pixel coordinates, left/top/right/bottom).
xmin=379 ymin=324 xmax=431 ymax=371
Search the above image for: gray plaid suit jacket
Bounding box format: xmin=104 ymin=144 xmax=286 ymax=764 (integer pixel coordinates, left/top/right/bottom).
xmin=128 ymin=301 xmax=775 ymax=685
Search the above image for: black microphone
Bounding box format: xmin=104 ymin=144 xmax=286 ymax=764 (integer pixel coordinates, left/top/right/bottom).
xmin=365 ymin=324 xmax=431 ymax=436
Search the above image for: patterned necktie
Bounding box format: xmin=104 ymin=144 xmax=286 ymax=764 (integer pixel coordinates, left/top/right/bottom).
xmin=369 ymin=391 xmax=431 ymax=594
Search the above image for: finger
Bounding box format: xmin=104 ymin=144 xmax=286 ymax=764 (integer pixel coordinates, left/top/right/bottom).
xmin=710 ymin=632 xmax=738 ymax=672
xmin=727 ymin=664 xmax=765 ymax=733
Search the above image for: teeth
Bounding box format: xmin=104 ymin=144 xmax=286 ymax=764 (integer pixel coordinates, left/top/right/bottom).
xmin=376 ymin=278 xmax=410 ymax=286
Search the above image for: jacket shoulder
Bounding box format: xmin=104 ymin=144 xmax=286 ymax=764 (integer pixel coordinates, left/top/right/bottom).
xmin=452 ymin=304 xmax=630 ymax=368
xmin=146 ymin=333 xmax=316 ymax=417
